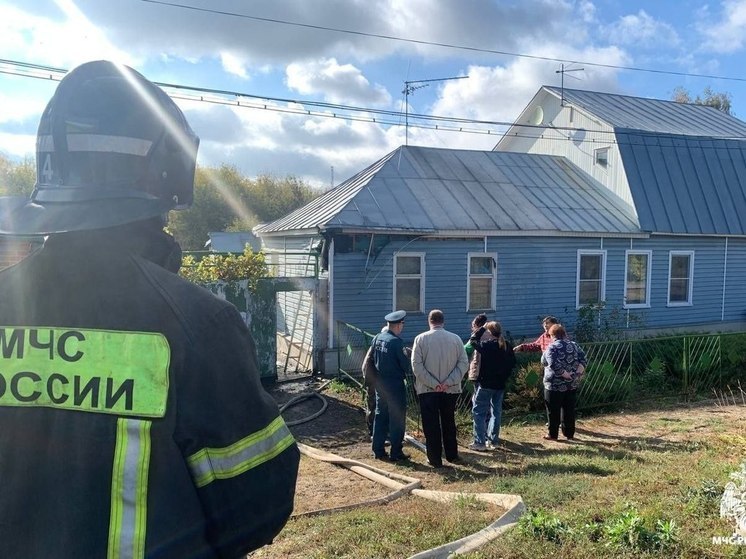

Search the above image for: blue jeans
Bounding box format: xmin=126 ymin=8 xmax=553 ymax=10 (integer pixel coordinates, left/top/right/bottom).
xmin=472 ymin=385 xmax=504 ymax=445
xmin=372 ymin=376 xmax=406 ymax=458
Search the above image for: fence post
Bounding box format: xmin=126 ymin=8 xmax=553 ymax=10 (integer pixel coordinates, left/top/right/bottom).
xmin=682 ymin=335 xmax=689 ymax=399
xmin=335 ymin=320 xmax=341 ymax=380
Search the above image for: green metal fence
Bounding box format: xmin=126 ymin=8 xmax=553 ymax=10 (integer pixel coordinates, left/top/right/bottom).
xmin=336 ymin=321 xmax=746 ymax=427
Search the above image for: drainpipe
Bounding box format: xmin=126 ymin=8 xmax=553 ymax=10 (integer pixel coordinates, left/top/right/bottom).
xmin=327 ymin=237 xmax=335 ymax=349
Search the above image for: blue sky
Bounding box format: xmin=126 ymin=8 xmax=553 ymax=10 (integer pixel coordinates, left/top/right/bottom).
xmin=2 ymin=0 xmax=746 ymax=187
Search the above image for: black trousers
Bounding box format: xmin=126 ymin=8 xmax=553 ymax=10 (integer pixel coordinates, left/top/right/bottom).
xmin=544 ymin=389 xmax=577 ymax=439
xmin=418 ymin=392 xmax=459 ymax=466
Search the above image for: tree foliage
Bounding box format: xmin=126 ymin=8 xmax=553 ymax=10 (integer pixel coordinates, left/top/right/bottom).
xmin=0 ymin=154 xmax=35 ymax=196
xmin=167 ymin=164 xmax=318 ymax=250
xmin=0 ymin=156 xmax=319 ymax=251
xmin=671 ymin=86 xmax=733 ymax=115
xmin=180 ymin=246 xmax=268 ymax=290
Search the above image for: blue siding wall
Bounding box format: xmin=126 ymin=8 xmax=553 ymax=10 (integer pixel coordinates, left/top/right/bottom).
xmin=332 ymin=234 xmax=746 ymax=345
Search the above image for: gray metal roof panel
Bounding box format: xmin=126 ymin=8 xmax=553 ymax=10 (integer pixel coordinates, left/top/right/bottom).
xmin=545 ymin=86 xmax=746 ymax=137
xmin=258 ymin=145 xmax=641 ymax=235
xmin=617 ymin=129 xmax=746 ymax=234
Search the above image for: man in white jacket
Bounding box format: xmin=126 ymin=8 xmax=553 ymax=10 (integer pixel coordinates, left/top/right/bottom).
xmin=411 ymin=310 xmax=469 ymax=468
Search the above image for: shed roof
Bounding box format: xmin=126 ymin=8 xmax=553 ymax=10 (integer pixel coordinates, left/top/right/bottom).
xmin=544 ymin=86 xmax=746 ymax=137
xmin=257 ymin=146 xmax=641 ymax=237
xmin=617 ymin=129 xmax=746 ymax=235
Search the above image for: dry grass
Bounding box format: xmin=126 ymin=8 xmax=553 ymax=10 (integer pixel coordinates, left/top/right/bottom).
xmin=253 ymin=393 xmax=746 ymax=559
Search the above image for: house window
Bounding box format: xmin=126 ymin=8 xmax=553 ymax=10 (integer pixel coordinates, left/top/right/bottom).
xmin=467 ymin=253 xmax=496 ymax=311
xmin=577 ymin=250 xmax=606 ymax=307
xmin=394 ymin=253 xmax=424 ymax=312
xmin=668 ymin=251 xmax=694 ymax=306
xmin=625 ymin=250 xmax=652 ymax=308
xmin=595 ymin=147 xmax=609 ymax=167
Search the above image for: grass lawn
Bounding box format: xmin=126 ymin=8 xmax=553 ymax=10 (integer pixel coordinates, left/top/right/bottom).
xmin=253 ymin=395 xmax=746 ymax=559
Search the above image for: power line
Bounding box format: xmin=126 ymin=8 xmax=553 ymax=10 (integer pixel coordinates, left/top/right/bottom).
xmin=0 ymin=59 xmax=617 ymax=135
xmin=141 ymin=0 xmax=746 ymax=84
xmin=3 ymin=60 xmax=746 ymax=145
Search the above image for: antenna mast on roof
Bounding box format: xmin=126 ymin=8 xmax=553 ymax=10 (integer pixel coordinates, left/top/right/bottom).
xmin=555 ymin=63 xmax=584 ymax=106
xmin=402 ymin=75 xmax=469 ymax=146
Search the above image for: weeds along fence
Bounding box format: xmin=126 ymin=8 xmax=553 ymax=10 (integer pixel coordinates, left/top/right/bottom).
xmin=336 ymin=321 xmax=746 ymax=428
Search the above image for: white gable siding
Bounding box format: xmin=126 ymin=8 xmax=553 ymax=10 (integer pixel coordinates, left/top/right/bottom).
xmin=497 ymin=91 xmax=635 ymax=210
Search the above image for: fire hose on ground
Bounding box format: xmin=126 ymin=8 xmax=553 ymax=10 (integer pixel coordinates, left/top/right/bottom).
xmin=278 ymin=381 xmax=525 ymax=558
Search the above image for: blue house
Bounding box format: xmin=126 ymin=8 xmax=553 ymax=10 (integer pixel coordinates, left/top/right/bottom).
xmin=256 ymin=86 xmax=746 ymax=372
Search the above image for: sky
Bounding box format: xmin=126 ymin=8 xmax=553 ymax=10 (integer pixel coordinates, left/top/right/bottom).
xmin=3 ymin=0 xmax=746 ymax=189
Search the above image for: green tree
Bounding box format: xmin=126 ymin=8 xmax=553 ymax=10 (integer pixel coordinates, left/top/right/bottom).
xmin=0 ymin=154 xmax=35 ymax=196
xmin=671 ymin=86 xmax=733 ymax=115
xmin=246 ymin=175 xmax=318 ymax=223
xmin=167 ymin=165 xmax=320 ymax=251
xmin=168 ymin=164 xmax=254 ymax=250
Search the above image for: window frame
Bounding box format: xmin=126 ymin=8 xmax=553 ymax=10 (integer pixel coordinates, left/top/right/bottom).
xmin=624 ymin=250 xmax=652 ymax=309
xmin=576 ymin=250 xmax=606 ymax=309
xmin=466 ymin=252 xmax=497 ymax=312
xmin=667 ymin=250 xmax=694 ymax=307
xmin=595 ymin=147 xmax=609 ymax=168
xmin=393 ymin=252 xmax=425 ymax=313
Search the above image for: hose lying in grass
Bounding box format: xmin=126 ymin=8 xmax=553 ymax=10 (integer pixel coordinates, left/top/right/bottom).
xmin=294 ymin=442 xmax=525 ymax=558
xmin=279 ymin=392 xmax=329 ymax=427
xmin=294 ymin=443 xmax=422 ymax=518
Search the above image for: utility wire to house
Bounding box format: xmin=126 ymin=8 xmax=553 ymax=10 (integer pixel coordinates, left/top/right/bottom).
xmin=2 ymin=59 xmax=746 ymax=145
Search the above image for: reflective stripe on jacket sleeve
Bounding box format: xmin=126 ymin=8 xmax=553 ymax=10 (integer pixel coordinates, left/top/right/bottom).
xmin=187 ymin=415 xmax=295 ymax=488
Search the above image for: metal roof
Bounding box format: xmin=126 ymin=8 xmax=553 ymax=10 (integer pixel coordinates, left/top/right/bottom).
xmin=257 ymin=146 xmax=641 ymax=236
xmin=545 ymin=86 xmax=746 ymax=137
xmin=617 ymin=129 xmax=746 ymax=235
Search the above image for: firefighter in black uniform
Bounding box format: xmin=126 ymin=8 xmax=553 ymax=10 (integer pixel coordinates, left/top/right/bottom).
xmin=0 ymin=61 xmax=299 ymax=558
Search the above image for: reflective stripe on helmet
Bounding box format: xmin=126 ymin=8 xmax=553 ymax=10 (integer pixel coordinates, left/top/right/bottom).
xmin=108 ymin=418 xmax=151 ymax=559
xmin=38 ymin=134 xmax=153 ymax=156
xmin=187 ymin=416 xmax=295 ymax=488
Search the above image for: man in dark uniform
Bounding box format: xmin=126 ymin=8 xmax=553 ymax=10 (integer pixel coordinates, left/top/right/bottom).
xmin=371 ymin=310 xmax=410 ymax=462
xmin=0 ymin=61 xmax=299 ymax=558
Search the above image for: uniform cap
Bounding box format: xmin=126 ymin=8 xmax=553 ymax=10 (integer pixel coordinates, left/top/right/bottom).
xmin=385 ymin=310 xmax=407 ymax=323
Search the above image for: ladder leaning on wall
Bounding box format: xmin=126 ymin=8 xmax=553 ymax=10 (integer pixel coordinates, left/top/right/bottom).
xmin=278 ymin=250 xmax=317 ymax=378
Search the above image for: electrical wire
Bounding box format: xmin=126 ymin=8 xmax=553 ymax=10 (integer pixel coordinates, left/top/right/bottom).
xmin=2 ymin=59 xmax=746 ymax=144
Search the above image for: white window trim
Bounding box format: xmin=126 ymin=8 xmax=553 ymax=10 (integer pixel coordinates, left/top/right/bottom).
xmin=624 ymin=250 xmax=652 ymax=309
xmin=393 ymin=252 xmax=425 ymax=313
xmin=594 ymin=147 xmax=609 ymax=168
xmin=667 ymin=250 xmax=694 ymax=307
xmin=576 ymin=250 xmax=606 ymax=309
xmin=466 ymin=252 xmax=497 ymax=312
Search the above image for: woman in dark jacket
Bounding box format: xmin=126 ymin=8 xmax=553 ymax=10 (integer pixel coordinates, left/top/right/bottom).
xmin=468 ymin=321 xmax=516 ymax=451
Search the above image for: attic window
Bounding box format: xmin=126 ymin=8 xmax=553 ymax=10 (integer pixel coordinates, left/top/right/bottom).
xmin=595 ymin=147 xmax=609 ymax=167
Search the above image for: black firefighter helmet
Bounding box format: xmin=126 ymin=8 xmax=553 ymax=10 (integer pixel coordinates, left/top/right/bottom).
xmin=0 ymin=60 xmax=199 ymax=235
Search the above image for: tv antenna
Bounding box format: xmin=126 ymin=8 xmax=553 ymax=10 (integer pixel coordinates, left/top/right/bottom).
xmin=555 ymin=63 xmax=584 ymax=106
xmin=402 ymin=75 xmax=469 ymax=145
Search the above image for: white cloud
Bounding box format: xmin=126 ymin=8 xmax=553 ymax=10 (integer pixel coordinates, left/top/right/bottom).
xmin=220 ymin=52 xmax=250 ymax=79
xmin=0 ymin=1 xmax=135 ymax=70
xmin=604 ymin=10 xmax=680 ymax=49
xmin=699 ymin=0 xmax=746 ymax=53
xmin=182 ymin=99 xmax=397 ymax=187
xmin=428 ymin=44 xmax=627 ymax=148
xmin=286 ymin=58 xmax=392 ymax=106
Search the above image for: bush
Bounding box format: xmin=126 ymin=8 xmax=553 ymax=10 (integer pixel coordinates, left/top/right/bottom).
xmin=504 ymin=358 xmax=544 ymax=413
xmin=518 ymin=509 xmax=571 ymax=543
xmin=180 ymin=246 xmax=268 ymax=290
xmin=602 ymin=506 xmax=679 ymax=553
